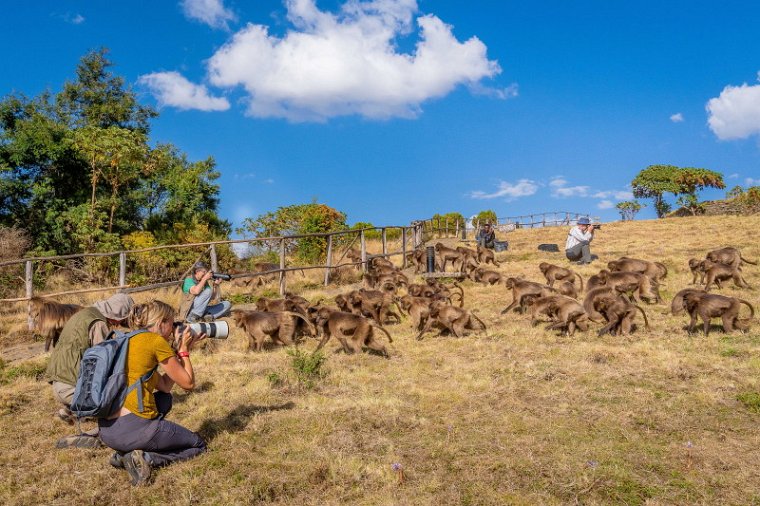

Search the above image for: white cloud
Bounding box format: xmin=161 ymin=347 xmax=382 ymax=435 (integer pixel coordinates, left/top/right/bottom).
xmin=593 ymin=190 xmax=634 ymax=200
xmin=549 ymin=177 xmax=568 ymax=188
xmin=670 ymin=112 xmax=684 ymax=123
xmin=553 ymin=185 xmax=590 ymax=198
xmin=706 ymin=72 xmax=760 ymax=140
xmin=597 ymin=200 xmax=614 ymax=209
xmin=263 ymin=178 xmax=275 ymax=184
xmin=205 ymin=0 xmax=504 ymax=121
xmin=138 ymin=71 xmax=230 ymax=111
xmin=181 ymin=0 xmax=236 ymax=30
xmin=470 ymin=179 xmax=538 ymax=200
xmin=729 ymin=173 xmax=739 ymax=179
xmin=746 ymin=177 xmax=760 ymax=186
xmin=58 ymin=12 xmax=85 ymax=24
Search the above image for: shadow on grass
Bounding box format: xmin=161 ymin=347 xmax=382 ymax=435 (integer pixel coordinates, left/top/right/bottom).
xmin=198 ymin=402 xmax=295 ymax=442
xmin=173 ymin=381 xmax=216 ymax=404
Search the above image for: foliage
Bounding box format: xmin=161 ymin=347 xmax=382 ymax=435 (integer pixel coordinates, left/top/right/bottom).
xmin=0 ymin=227 xmax=30 ymax=261
xmin=432 ymin=212 xmax=465 ymax=231
xmin=0 ymin=49 xmax=227 ymax=255
xmin=0 ymin=359 xmax=47 ymax=386
xmin=734 ymin=187 xmax=760 ymax=212
xmin=350 ymin=222 xmax=401 ymax=241
xmin=238 ymin=203 xmax=348 ymax=264
xmin=737 ymin=392 xmax=760 ymax=413
xmin=287 ymin=348 xmax=327 ymax=390
xmin=616 ymin=200 xmax=643 ymax=221
xmin=632 ymin=165 xmax=725 ymax=218
xmin=726 ymin=185 xmax=744 ymax=199
xmin=675 ymin=194 xmax=704 ymax=216
xmin=474 ymin=210 xmax=497 ymax=226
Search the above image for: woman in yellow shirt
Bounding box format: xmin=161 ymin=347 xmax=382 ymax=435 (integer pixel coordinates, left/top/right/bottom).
xmin=98 ymin=300 xmax=206 ymax=486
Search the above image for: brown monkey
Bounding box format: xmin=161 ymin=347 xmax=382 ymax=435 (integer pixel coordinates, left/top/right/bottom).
xmin=671 ymin=288 xmax=708 ymax=316
xmin=583 ymin=287 xmax=618 ymax=322
xmin=688 ymin=258 xmax=708 ymax=285
xmin=527 ymin=295 xmax=588 ymax=336
xmin=348 ymin=289 xmax=401 ymax=324
xmin=683 ymin=292 xmax=754 ymax=335
xmin=369 ymin=256 xmax=395 ymax=270
xmin=406 ymin=248 xmax=426 ymax=273
xmin=29 ymin=297 xmax=83 ymax=351
xmin=607 ymin=257 xmax=668 ymax=282
xmin=416 ymin=301 xmax=486 ymax=340
xmin=398 ymin=295 xmax=433 ymax=331
xmin=706 ymin=247 xmax=757 ymax=270
xmin=345 ymin=247 xmax=364 ymax=270
xmin=596 ymin=270 xmax=662 ymax=304
xmin=594 ymin=295 xmax=650 ymax=337
xmin=556 ymin=280 xmax=579 ymax=299
xmin=539 ymin=262 xmax=584 ymax=290
xmin=703 ymin=263 xmax=750 ymax=291
xmin=434 ymin=242 xmax=464 ymax=271
xmin=315 ymin=311 xmax=392 ymax=357
xmin=232 ymin=310 xmax=316 ymax=351
xmin=477 ymin=245 xmax=500 ymax=267
xmin=456 ymin=246 xmax=479 ymax=265
xmin=586 ymin=273 xmax=606 ymax=293
xmin=501 ymin=278 xmax=557 ymax=314
xmin=472 ymin=267 xmax=504 ymax=286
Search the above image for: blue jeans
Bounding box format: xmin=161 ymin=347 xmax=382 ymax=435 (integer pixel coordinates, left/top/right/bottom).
xmin=190 ymin=289 xmax=231 ymax=320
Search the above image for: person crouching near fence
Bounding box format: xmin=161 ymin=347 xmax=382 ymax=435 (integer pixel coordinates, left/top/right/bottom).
xmin=565 ymin=217 xmax=595 ymax=265
xmin=99 ymin=300 xmax=207 ymax=486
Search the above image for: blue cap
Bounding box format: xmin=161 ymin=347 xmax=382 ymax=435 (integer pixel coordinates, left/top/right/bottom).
xmin=577 ymin=217 xmax=591 ymax=225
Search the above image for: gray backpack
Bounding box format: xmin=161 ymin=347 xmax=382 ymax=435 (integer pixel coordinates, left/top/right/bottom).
xmin=70 ymin=329 xmax=157 ymax=419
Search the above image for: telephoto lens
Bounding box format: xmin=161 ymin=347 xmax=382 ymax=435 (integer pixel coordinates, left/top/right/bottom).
xmin=211 ymin=272 xmax=232 ymax=281
xmin=186 ymin=321 xmax=229 ymax=339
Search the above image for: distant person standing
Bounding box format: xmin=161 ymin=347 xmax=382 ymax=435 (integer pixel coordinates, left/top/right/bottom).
xmin=565 ymin=217 xmax=595 ymax=264
xmin=476 ymin=223 xmax=496 ymax=249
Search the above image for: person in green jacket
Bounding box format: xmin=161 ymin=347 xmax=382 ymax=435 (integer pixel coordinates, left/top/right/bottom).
xmin=47 ymin=293 xmax=134 ymax=426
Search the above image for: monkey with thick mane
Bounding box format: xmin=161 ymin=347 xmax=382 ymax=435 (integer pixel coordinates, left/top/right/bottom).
xmin=29 ymin=297 xmax=83 ymax=352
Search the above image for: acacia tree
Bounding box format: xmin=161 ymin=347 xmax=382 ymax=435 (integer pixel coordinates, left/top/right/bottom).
xmin=632 ymin=165 xmax=725 ymax=218
xmin=474 ymin=210 xmax=498 ymax=226
xmin=616 ymin=200 xmax=643 ymax=221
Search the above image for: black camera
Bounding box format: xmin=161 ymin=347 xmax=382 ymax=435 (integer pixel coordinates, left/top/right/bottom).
xmin=211 ymin=272 xmax=232 ymax=281
xmin=592 ymin=223 xmax=602 ymax=230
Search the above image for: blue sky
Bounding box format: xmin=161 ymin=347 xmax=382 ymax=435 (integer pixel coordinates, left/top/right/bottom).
xmin=2 ymin=0 xmax=760 ymax=231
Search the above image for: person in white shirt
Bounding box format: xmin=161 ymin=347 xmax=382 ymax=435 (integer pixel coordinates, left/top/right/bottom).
xmin=565 ymin=217 xmax=595 ymax=264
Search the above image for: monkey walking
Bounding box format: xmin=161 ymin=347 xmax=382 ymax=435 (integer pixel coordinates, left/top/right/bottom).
xmin=539 ymin=262 xmax=584 ymax=291
xmin=683 ymin=292 xmax=754 ymax=336
xmin=415 ymin=302 xmax=486 ymax=340
xmin=315 ymin=311 xmax=392 ymax=357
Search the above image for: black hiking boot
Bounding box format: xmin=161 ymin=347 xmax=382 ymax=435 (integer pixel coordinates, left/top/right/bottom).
xmin=109 ymin=451 xmax=126 ymax=469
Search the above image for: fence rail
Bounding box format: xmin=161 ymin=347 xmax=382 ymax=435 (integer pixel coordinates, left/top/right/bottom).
xmin=1 ymin=219 xmax=454 ymax=329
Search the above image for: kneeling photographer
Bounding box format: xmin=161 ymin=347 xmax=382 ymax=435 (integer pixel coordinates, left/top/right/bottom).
xmin=180 ymin=261 xmax=231 ymax=323
xmin=99 ymin=300 xmax=207 ymax=486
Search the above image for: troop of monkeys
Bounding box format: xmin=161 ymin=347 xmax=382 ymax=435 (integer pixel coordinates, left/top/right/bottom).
xmin=28 ymin=244 xmax=756 ymax=358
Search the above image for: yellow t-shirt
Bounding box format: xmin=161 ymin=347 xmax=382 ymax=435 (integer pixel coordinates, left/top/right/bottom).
xmin=123 ymin=331 xmax=176 ymax=419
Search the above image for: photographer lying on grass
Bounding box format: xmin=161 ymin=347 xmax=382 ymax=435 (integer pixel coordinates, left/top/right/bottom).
xmin=99 ymin=300 xmax=207 ymax=486
xmin=179 ymin=261 xmax=231 ymax=322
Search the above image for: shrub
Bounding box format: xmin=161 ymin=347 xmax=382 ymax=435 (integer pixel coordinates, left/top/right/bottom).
xmin=737 ymin=392 xmax=760 ymax=413
xmin=287 ymin=348 xmax=327 ymax=389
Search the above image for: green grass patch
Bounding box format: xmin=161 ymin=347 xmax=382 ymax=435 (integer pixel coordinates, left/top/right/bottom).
xmin=287 ymin=348 xmax=327 ymax=389
xmin=736 ymin=392 xmax=760 ymax=413
xmin=0 ymin=358 xmax=47 ymax=385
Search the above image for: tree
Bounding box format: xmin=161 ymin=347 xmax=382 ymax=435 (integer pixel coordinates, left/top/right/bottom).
xmin=474 ymin=210 xmax=497 ymax=226
xmin=726 ymin=185 xmax=745 ymax=200
xmin=632 ymin=165 xmax=725 ymax=218
xmin=616 ymin=200 xmax=643 ymax=221
xmin=432 ymin=212 xmax=465 ymax=231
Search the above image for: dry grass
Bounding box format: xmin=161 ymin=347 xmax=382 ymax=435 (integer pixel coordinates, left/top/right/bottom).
xmin=2 ymin=215 xmax=760 ymax=505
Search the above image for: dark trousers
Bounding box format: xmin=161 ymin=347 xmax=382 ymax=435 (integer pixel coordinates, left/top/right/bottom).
xmin=566 ymin=241 xmax=592 ymax=263
xmin=98 ymin=392 xmax=206 ymax=468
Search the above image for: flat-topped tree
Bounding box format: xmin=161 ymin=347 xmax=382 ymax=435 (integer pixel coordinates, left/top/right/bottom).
xmin=632 ymin=165 xmax=724 ymax=218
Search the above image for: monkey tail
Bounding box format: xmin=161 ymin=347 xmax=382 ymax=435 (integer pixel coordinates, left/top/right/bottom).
xmin=469 ymin=311 xmax=488 ymax=331
xmin=574 ymin=271 xmax=584 ymax=291
xmin=740 ymin=255 xmax=758 ymax=266
xmin=634 ymin=305 xmax=650 ymax=329
xmin=282 ymin=311 xmax=317 ymax=336
xmin=371 ymin=323 xmax=394 ymax=343
xmin=655 ymin=262 xmax=668 ymax=279
xmin=738 ymin=299 xmax=755 ymax=320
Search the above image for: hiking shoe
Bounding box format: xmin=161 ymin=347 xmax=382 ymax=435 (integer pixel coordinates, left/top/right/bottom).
xmin=56 ymin=408 xmax=75 ymax=425
xmin=55 ymin=434 xmax=103 ymax=449
xmin=109 ymin=452 xmax=125 ymax=469
xmin=124 ymin=450 xmax=152 ymax=486
xmin=186 ymin=314 xmax=202 ymax=323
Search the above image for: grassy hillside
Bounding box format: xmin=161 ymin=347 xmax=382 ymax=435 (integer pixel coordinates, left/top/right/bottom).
xmin=1 ymin=215 xmax=760 ymax=505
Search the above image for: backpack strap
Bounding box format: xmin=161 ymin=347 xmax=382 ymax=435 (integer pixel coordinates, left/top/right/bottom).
xmin=124 ymin=366 xmax=158 ymax=413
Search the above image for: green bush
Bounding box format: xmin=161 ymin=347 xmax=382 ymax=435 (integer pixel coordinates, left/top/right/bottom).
xmin=737 ymin=392 xmax=760 ymax=412
xmin=287 ymin=348 xmax=327 ymax=389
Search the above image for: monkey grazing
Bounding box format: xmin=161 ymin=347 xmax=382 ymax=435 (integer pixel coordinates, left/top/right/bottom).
xmin=538 ymin=262 xmax=584 ymax=290
xmin=683 ymin=292 xmax=754 ymax=336
xmin=703 ymin=262 xmax=750 ymax=291
xmin=315 ymin=311 xmax=392 ymax=357
xmin=527 ymin=295 xmax=589 ymax=336
xmin=688 ymin=258 xmax=708 ymax=285
xmin=29 ymin=297 xmax=83 ymax=351
xmin=476 ymin=245 xmax=500 ymax=267
xmin=472 ymin=267 xmax=504 ymax=286
xmin=416 ymin=301 xmax=486 ymax=340
xmin=593 ymin=295 xmax=649 ymax=337
xmin=595 ymin=270 xmax=662 ymax=304
xmin=671 ymin=288 xmax=707 ymax=316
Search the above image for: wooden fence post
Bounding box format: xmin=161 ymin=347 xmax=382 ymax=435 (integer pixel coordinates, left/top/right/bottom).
xmin=381 ymin=228 xmax=387 ymax=256
xmin=324 ymin=234 xmax=333 ymax=286
xmin=209 ymin=244 xmax=218 ymax=272
xmin=279 ymin=238 xmax=286 ymax=296
xmin=402 ymin=228 xmax=407 ymax=268
xmin=119 ymin=251 xmax=127 ymax=287
xmin=360 ymin=230 xmax=367 ymax=272
xmin=26 ymin=260 xmax=33 ymax=331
